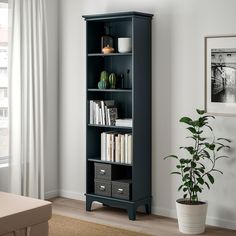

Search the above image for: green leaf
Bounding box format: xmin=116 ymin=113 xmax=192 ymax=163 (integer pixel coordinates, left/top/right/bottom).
xmin=217 ymin=138 xmax=231 ymax=143
xmin=180 ymin=146 xmax=195 ymax=155
xmin=187 ymin=127 xmax=197 ymax=133
xmin=178 ymin=185 xmax=183 ymax=191
xmin=183 ymin=167 xmax=191 ymax=172
xmin=164 ymin=155 xmax=178 ymax=160
xmin=206 ymin=125 xmax=213 ymax=131
xmin=180 ymin=117 xmax=193 ymax=125
xmin=202 ymin=115 xmax=215 ymax=119
xmin=171 ymin=172 xmax=181 ymax=175
xmin=183 ymin=194 xmax=188 ymax=199
xmin=196 ymin=109 xmax=205 ymax=115
xmin=207 ymin=173 xmax=214 ymax=184
xmin=197 ymin=177 xmax=204 ymax=185
xmin=212 ymin=169 xmax=223 ymax=175
xmin=194 ymin=185 xmax=202 ymax=192
xmin=205 ymin=182 xmax=210 ymax=189
xmin=217 ymin=145 xmax=230 ymax=152
xmin=183 ymin=187 xmax=188 ymax=192
xmin=216 ymin=155 xmax=230 ymax=161
xmin=202 ymin=150 xmax=210 ymax=159
xmin=194 ymin=170 xmax=201 ymax=178
xmin=191 ymin=162 xmax=197 ymax=168
xmin=198 ymin=136 xmax=206 ymax=141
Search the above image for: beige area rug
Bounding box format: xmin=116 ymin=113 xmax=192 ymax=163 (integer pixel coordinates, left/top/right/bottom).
xmin=49 ymin=214 xmax=149 ymax=236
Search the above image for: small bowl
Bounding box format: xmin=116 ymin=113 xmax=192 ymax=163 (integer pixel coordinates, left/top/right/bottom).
xmin=102 ymin=45 xmax=114 ymax=54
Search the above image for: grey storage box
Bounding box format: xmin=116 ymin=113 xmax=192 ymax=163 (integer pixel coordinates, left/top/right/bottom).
xmin=112 ymin=179 xmax=132 ymax=200
xmin=95 ymin=179 xmax=111 ymax=197
xmin=95 ymin=163 xmax=127 ymax=181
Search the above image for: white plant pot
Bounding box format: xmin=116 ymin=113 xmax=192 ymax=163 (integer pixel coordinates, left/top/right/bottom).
xmin=176 ymin=199 xmax=208 ymax=234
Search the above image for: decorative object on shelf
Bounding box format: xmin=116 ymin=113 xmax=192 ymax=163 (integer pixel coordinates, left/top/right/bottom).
xmin=101 ymin=25 xmax=114 ymax=53
xmin=118 ymin=37 xmax=132 ymax=53
xmin=102 ymin=45 xmax=115 ymax=54
xmin=109 ymin=73 xmax=116 ymax=89
xmin=205 ymin=35 xmax=236 ymax=116
xmin=119 ymin=73 xmax=124 ymax=89
xmin=164 ymin=109 xmax=231 ymax=234
xmin=98 ymin=80 xmax=108 ymax=89
xmin=126 ymin=69 xmax=131 ymax=89
xmin=98 ymin=70 xmax=109 ymax=89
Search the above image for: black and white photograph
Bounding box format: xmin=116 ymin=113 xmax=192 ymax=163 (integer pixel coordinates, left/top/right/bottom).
xmin=205 ymin=35 xmax=236 ymax=115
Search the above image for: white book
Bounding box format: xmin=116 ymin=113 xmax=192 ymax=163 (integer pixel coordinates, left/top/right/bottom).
xmin=120 ymin=135 xmax=125 ymax=163
xmin=106 ymin=133 xmax=111 ymax=161
xmin=125 ymin=133 xmax=129 ymax=163
xmin=101 ymin=101 xmax=105 ymax=125
xmin=101 ymin=132 xmax=106 ymax=161
xmin=111 ymin=134 xmax=115 ymax=162
xmin=127 ymin=134 xmax=133 ymax=164
xmin=90 ymin=101 xmax=93 ymax=124
xmin=99 ymin=108 xmax=102 ymax=125
xmin=115 ymin=135 xmax=121 ymax=163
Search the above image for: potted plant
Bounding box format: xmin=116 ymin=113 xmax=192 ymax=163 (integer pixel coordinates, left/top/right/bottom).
xmin=164 ymin=109 xmax=231 ymax=234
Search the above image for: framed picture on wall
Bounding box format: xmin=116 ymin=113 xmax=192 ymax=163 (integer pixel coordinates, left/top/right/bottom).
xmin=205 ymin=35 xmax=236 ymax=116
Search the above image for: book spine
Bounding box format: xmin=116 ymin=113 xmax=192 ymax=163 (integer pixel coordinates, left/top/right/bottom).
xmin=106 ymin=133 xmax=110 ymax=162
xmin=90 ymin=101 xmax=93 ymax=124
xmin=128 ymin=134 xmax=133 ymax=164
xmin=120 ymin=135 xmax=125 ymax=163
xmin=101 ymin=132 xmax=106 ymax=161
xmin=111 ymin=134 xmax=115 ymax=162
xmin=115 ymin=136 xmax=119 ymax=162
xmin=125 ymin=134 xmax=128 ymax=163
xmin=101 ymin=101 xmax=105 ymax=125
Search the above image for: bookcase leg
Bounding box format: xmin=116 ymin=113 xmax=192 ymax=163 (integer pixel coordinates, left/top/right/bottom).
xmin=127 ymin=206 xmax=136 ymax=220
xmin=145 ymin=202 xmax=151 ymax=214
xmin=86 ymin=199 xmax=93 ymax=212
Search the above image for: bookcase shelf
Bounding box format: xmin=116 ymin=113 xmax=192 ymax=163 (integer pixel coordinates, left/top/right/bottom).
xmin=87 ymin=124 xmax=132 ymax=130
xmin=88 ymin=158 xmax=133 ymax=167
xmin=88 ymin=53 xmax=132 ymax=57
xmin=83 ymin=11 xmax=153 ymax=221
xmin=88 ymin=89 xmax=132 ymax=93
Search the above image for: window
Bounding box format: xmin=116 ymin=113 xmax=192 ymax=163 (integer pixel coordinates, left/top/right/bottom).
xmin=0 ymin=1 xmax=8 ymax=166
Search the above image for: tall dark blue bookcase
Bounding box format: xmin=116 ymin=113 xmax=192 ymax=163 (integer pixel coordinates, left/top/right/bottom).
xmin=83 ymin=12 xmax=153 ymax=220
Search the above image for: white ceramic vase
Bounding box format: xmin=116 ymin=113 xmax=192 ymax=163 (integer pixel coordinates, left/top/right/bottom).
xmin=176 ymin=199 xmax=208 ymax=234
xmin=118 ymin=37 xmax=132 ymax=53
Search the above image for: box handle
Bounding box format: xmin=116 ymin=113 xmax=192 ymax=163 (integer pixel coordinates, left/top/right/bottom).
xmin=100 ymin=185 xmax=106 ymax=191
xmin=117 ymin=188 xmax=124 ymax=194
xmin=100 ymin=169 xmax=106 ymax=175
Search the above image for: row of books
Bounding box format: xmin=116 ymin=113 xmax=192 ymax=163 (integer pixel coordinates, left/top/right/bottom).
xmin=101 ymin=132 xmax=133 ymax=164
xmin=89 ymin=100 xmax=118 ymax=126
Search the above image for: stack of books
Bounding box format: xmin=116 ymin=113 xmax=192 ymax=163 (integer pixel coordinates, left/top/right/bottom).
xmin=101 ymin=132 xmax=133 ymax=164
xmin=90 ymin=100 xmax=118 ymax=126
xmin=115 ymin=118 xmax=132 ymax=127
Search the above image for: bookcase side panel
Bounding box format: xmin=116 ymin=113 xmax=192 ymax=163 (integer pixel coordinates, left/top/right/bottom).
xmin=132 ymin=16 xmax=152 ymax=201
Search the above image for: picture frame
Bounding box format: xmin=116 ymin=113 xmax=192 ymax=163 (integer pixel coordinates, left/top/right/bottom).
xmin=205 ymin=35 xmax=236 ymax=116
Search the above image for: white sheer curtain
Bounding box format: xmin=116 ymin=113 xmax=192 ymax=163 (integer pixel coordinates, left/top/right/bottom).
xmin=8 ymin=0 xmax=47 ymax=199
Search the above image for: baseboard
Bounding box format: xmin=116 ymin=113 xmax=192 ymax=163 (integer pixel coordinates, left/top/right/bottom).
xmin=59 ymin=190 xmax=86 ymax=201
xmin=50 ymin=190 xmax=236 ymax=230
xmin=152 ymin=206 xmax=236 ymax=230
xmin=45 ymin=190 xmax=59 ymax=199
xmin=206 ymin=216 xmax=236 ymax=231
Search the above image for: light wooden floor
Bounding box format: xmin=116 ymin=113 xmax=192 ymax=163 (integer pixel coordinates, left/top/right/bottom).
xmin=51 ymin=197 xmax=236 ymax=236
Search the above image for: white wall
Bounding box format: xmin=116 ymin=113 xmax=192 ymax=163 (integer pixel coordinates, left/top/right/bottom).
xmin=44 ymin=0 xmax=59 ymax=198
xmin=59 ymin=0 xmax=236 ymax=229
xmin=0 ymin=0 xmax=59 ymax=198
